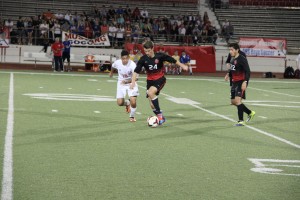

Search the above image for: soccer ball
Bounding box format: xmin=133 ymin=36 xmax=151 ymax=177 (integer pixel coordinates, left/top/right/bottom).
xmin=147 ymin=116 xmax=159 ymax=128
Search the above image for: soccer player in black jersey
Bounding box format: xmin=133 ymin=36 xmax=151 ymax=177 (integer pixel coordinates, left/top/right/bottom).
xmin=225 ymin=46 xmax=247 ymax=87
xmin=130 ymin=41 xmax=188 ymax=125
xmin=226 ymin=43 xmax=255 ymax=126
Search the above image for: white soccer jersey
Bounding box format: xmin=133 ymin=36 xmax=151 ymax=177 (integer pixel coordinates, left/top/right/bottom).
xmin=112 ymin=59 xmax=137 ymax=83
xmin=112 ymin=59 xmax=139 ymax=98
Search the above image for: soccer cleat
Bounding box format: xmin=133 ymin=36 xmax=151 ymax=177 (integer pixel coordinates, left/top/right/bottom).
xmin=157 ymin=113 xmax=166 ymax=125
xmin=246 ymin=111 xmax=256 ymax=122
xmin=125 ymin=104 xmax=131 ymax=113
xmin=235 ymin=121 xmax=245 ymax=126
xmin=129 ymin=117 xmax=136 ymax=122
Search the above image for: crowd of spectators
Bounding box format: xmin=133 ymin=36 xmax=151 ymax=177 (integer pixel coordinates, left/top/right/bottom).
xmin=0 ymin=4 xmax=220 ymax=48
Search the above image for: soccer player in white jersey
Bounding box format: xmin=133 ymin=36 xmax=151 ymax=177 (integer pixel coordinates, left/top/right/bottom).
xmin=109 ymin=50 xmax=139 ymax=122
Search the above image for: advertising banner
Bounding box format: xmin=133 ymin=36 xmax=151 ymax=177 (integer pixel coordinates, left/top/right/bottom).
xmin=239 ymin=37 xmax=286 ymax=57
xmin=62 ymin=31 xmax=110 ymax=47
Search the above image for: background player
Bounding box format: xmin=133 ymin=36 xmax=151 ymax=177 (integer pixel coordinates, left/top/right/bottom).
xmin=227 ymin=43 xmax=255 ymax=126
xmin=109 ymin=50 xmax=139 ymax=122
xmin=130 ymin=41 xmax=188 ymax=125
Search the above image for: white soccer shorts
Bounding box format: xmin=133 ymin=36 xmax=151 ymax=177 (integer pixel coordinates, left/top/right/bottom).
xmin=116 ymin=83 xmax=139 ymax=99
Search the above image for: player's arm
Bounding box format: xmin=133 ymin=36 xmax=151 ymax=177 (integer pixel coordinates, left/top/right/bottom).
xmin=164 ymin=54 xmax=188 ymax=71
xmin=176 ymin=61 xmax=188 ymax=71
xmin=241 ymin=57 xmax=250 ymax=90
xmin=109 ymin=62 xmax=116 ymax=78
xmin=130 ymin=59 xmax=143 ymax=89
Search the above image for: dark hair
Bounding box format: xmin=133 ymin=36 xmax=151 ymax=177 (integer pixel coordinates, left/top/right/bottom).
xmin=121 ymin=50 xmax=129 ymax=57
xmin=143 ymin=41 xmax=154 ymax=49
xmin=228 ymin=43 xmax=240 ymax=50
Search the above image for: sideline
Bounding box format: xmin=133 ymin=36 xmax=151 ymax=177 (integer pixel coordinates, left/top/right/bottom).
xmin=1 ymin=73 xmax=14 ymax=200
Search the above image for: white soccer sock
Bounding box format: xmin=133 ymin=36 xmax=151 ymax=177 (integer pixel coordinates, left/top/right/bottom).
xmin=124 ymin=99 xmax=130 ymax=106
xmin=130 ymin=107 xmax=137 ymax=118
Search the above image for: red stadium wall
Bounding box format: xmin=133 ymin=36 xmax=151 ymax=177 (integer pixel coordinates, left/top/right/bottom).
xmin=125 ymin=44 xmax=216 ymax=73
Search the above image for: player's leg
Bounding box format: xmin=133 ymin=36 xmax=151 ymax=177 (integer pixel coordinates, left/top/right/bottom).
xmin=147 ymin=78 xmax=166 ymax=124
xmin=116 ymin=84 xmax=130 ymax=112
xmin=129 ymin=96 xmax=137 ymax=122
xmin=188 ymin=64 xmax=193 ymax=75
xmin=231 ymin=82 xmax=245 ymax=126
xmin=128 ymin=85 xmax=139 ymax=122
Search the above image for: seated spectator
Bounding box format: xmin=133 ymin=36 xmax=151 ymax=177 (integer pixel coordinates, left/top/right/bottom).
xmin=61 ymin=20 xmax=70 ymax=33
xmin=101 ymin=21 xmax=109 ymax=35
xmin=116 ymin=6 xmax=124 ymax=15
xmin=84 ymin=21 xmax=93 ymax=39
xmin=16 ymin=16 xmax=26 ymax=45
xmin=180 ymin=51 xmax=192 ymax=75
xmin=221 ymin=19 xmax=229 ymax=36
xmin=116 ymin=24 xmax=125 ymax=47
xmin=207 ymin=25 xmax=218 ymax=45
xmin=39 ymin=20 xmax=49 ymax=36
xmin=26 ymin=17 xmax=34 ymax=45
xmin=100 ymin=5 xmax=107 ymax=19
xmin=192 ymin=24 xmax=202 ymax=45
xmin=53 ymin=20 xmax=62 ymax=39
xmin=171 ymin=50 xmax=180 ymax=74
xmin=4 ymin=18 xmax=13 ymax=35
xmin=77 ymin=21 xmax=85 ymax=36
xmin=125 ymin=24 xmax=132 ymax=43
xmin=92 ymin=18 xmax=101 ymax=37
xmin=132 ymin=7 xmax=141 ymax=21
xmin=108 ymin=23 xmax=117 ymax=46
xmin=225 ymin=22 xmax=234 ymax=43
xmin=124 ymin=5 xmax=131 ymax=18
xmin=64 ymin=10 xmax=72 ymax=22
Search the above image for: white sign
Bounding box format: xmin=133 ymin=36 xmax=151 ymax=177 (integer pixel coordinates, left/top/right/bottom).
xmin=62 ymin=31 xmax=111 ymax=47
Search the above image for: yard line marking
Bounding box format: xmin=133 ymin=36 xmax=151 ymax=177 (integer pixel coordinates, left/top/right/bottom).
xmin=248 ymin=87 xmax=300 ymax=98
xmin=139 ymin=85 xmax=300 ymax=149
xmin=258 ymin=116 xmax=268 ymax=119
xmin=1 ymin=73 xmax=14 ymax=200
xmin=249 ymin=104 xmax=300 ymax=108
xmin=1 ymin=71 xmax=300 ymax=84
xmin=189 ymin=104 xmax=300 ymax=149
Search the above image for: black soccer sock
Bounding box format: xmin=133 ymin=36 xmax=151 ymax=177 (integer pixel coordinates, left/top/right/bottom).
xmin=151 ymin=97 xmax=161 ymax=114
xmin=240 ymin=103 xmax=251 ymax=115
xmin=237 ymin=104 xmax=244 ymax=121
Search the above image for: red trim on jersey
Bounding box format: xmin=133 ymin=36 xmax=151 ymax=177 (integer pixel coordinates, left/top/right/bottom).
xmin=147 ymin=69 xmax=164 ymax=80
xmin=232 ymin=72 xmax=245 ymax=82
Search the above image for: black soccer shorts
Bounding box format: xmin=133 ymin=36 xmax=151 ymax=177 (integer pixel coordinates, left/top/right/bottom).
xmin=231 ymin=80 xmax=246 ymax=99
xmin=146 ymin=76 xmax=166 ymax=98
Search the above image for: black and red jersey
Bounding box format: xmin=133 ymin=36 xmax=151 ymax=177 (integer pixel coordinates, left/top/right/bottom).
xmin=135 ymin=53 xmax=177 ymax=80
xmin=230 ymin=54 xmax=250 ymax=82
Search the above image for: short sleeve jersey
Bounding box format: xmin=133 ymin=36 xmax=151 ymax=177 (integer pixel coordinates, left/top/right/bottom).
xmin=230 ymin=54 xmax=250 ymax=82
xmin=112 ymin=59 xmax=136 ymax=83
xmin=63 ymin=40 xmax=71 ymax=53
xmin=135 ymin=53 xmax=177 ymax=80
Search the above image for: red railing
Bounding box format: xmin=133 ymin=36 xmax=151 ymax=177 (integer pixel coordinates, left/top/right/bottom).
xmin=229 ymin=0 xmax=300 ymax=7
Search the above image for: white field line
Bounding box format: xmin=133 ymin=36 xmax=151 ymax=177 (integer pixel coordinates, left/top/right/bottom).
xmin=138 ymin=84 xmax=300 ymax=149
xmin=1 ymin=73 xmax=14 ymax=200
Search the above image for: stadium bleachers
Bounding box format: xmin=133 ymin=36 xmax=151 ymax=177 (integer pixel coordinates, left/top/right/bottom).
xmin=0 ymin=0 xmax=199 ymax=21
xmin=215 ymin=7 xmax=300 ymax=54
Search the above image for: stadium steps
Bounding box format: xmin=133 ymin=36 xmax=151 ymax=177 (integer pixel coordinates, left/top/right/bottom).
xmin=214 ymin=7 xmax=300 ymax=54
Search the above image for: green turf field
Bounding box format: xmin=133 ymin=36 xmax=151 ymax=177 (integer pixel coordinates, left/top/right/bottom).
xmin=0 ymin=70 xmax=299 ymax=200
